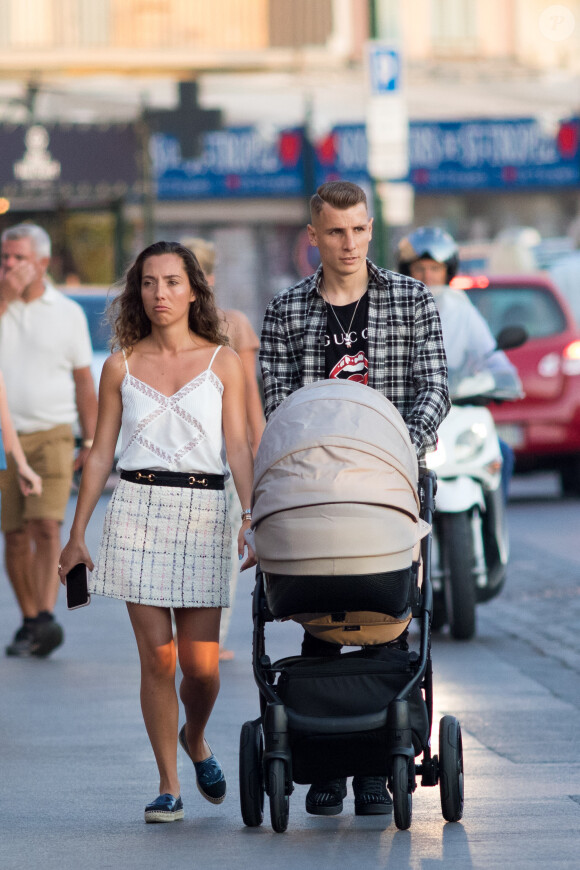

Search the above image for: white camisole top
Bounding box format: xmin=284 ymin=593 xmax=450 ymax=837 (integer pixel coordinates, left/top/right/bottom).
xmin=117 ymin=346 xmax=226 ymax=475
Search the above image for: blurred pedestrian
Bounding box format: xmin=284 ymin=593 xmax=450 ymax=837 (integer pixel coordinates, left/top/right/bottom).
xmin=0 ymin=223 xmax=97 ymax=658
xmin=397 ymin=226 xmax=519 ymax=501
xmin=182 ymin=237 xmax=265 ymax=661
xmin=181 ymin=238 xmax=264 ymax=453
xmin=58 ymin=241 xmax=256 ymax=823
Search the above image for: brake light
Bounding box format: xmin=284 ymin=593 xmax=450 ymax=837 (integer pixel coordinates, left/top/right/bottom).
xmin=562 ymin=340 xmax=580 ymax=375
xmin=564 ymin=340 xmax=580 ymax=359
xmin=450 ymin=275 xmax=490 ymax=290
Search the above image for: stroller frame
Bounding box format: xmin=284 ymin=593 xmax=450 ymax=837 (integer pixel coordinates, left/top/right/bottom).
xmin=239 ymin=471 xmax=464 ymax=832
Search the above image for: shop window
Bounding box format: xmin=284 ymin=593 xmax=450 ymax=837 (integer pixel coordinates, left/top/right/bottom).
xmin=268 ymin=0 xmax=332 ymax=47
xmin=375 ymin=0 xmax=401 ymax=40
xmin=0 ymin=3 xmax=9 ymax=46
xmin=431 ymin=0 xmax=477 ymax=54
xmin=77 ymin=0 xmax=110 ymax=45
xmin=9 ymin=0 xmax=53 ymax=46
xmin=112 ymin=0 xmax=172 ymax=47
xmin=2 ymin=0 xmax=111 ymax=48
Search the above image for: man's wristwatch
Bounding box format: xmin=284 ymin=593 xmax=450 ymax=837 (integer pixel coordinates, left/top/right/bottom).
xmin=241 ymin=509 xmax=252 ymax=522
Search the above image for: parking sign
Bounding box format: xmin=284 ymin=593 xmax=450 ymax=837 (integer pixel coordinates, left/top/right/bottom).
xmin=368 ymin=44 xmax=401 ymax=95
xmin=365 ymin=42 xmax=408 ymax=181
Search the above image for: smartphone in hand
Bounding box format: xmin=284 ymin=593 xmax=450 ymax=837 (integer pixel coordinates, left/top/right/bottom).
xmin=66 ymin=563 xmax=91 ymax=610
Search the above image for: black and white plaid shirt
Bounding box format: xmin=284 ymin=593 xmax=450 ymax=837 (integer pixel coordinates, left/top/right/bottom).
xmin=259 ymin=260 xmax=450 ymax=456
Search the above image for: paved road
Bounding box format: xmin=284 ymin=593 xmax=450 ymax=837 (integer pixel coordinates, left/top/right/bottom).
xmin=1 ymin=473 xmax=579 ymax=870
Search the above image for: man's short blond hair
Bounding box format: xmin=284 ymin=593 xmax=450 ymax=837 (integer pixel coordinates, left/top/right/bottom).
xmin=180 ymin=237 xmax=216 ymax=279
xmin=310 ymin=181 xmax=367 ymax=221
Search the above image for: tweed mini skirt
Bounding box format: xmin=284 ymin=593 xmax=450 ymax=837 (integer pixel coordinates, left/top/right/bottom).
xmin=90 ymin=479 xmax=232 ymax=608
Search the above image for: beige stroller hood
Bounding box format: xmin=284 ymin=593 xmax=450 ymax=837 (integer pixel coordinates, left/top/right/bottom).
xmin=252 ymin=380 xmax=429 ymax=577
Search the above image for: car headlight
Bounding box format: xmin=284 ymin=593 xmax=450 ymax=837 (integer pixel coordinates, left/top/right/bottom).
xmin=454 ymin=423 xmax=487 ymax=462
xmin=425 ymin=440 xmax=447 ymax=469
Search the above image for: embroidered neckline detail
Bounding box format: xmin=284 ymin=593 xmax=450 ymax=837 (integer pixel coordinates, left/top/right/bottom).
xmin=123 ymin=368 xmax=223 ymax=399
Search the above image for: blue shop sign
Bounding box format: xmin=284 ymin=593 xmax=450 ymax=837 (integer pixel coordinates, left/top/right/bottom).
xmin=313 ymin=124 xmax=369 ymax=186
xmin=153 ymin=126 xmax=305 ymax=198
xmin=409 ymin=117 xmax=580 ymax=190
xmin=314 ymin=119 xmax=580 ymax=191
xmin=153 ymin=117 xmax=580 ymax=198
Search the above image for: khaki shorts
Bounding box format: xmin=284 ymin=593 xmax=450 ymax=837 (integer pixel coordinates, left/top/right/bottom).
xmin=0 ymin=424 xmax=74 ymax=533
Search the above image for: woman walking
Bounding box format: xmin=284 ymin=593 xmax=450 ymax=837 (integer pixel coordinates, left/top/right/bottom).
xmin=58 ymin=241 xmax=256 ymax=823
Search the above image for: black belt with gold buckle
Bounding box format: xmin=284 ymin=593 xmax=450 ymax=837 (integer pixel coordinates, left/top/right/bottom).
xmin=120 ymin=469 xmax=225 ymax=490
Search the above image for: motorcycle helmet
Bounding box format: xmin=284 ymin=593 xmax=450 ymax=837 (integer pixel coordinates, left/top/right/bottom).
xmin=397 ymin=227 xmax=460 ymax=282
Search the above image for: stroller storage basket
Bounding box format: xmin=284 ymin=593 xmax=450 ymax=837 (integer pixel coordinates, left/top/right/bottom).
xmin=274 ymin=650 xmax=429 ymax=784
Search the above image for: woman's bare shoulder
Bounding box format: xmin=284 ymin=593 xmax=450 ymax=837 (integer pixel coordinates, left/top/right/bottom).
xmin=214 ymin=343 xmax=242 ymax=364
xmin=213 ymin=344 xmax=243 ymax=379
xmin=102 ymin=350 xmax=127 ymax=384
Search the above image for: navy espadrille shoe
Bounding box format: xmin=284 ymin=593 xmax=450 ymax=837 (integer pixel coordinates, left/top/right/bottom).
xmin=179 ymin=725 xmax=226 ymax=805
xmin=144 ymin=793 xmax=184 ymax=823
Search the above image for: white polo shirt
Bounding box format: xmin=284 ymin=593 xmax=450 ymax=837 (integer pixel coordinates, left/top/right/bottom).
xmin=0 ymin=283 xmax=93 ymax=433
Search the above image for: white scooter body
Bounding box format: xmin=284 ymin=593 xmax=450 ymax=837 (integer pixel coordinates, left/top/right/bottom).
xmin=428 ymin=404 xmax=502 ymax=513
xmin=425 ymin=367 xmax=517 ymax=640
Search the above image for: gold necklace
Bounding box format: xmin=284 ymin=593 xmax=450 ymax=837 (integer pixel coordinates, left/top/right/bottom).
xmin=321 ymin=279 xmax=367 ymax=349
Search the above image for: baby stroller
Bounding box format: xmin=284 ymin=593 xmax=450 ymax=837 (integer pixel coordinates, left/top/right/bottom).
xmin=239 ymin=380 xmax=464 ymax=832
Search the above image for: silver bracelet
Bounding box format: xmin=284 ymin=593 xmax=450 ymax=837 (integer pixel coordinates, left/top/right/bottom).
xmin=241 ymin=509 xmax=252 ymax=522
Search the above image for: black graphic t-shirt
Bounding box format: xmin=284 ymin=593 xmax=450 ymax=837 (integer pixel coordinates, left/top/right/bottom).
xmin=323 ymin=292 xmax=369 ymax=383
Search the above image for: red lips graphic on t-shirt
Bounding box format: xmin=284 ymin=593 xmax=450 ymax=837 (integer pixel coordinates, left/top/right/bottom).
xmin=328 ymin=350 xmax=369 ymax=384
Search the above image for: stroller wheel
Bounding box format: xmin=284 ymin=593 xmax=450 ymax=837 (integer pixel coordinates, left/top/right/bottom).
xmin=441 ymin=512 xmax=477 ymax=640
xmin=392 ymin=755 xmax=413 ymax=830
xmin=268 ymin=758 xmax=289 ymax=833
xmin=239 ymin=720 xmax=265 ymax=827
xmin=439 ymin=715 xmax=464 ymax=822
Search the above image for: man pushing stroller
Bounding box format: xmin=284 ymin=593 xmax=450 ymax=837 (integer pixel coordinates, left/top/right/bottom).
xmin=259 ymin=181 xmax=450 ymax=816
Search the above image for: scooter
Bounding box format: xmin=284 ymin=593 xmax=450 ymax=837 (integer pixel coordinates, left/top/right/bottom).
xmin=426 ymin=327 xmax=526 ymax=640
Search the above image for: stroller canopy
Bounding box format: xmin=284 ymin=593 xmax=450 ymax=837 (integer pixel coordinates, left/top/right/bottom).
xmin=252 ymin=380 xmax=428 ymax=576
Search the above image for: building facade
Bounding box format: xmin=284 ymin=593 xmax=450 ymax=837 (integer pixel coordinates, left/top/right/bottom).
xmin=1 ymin=0 xmax=580 ymax=317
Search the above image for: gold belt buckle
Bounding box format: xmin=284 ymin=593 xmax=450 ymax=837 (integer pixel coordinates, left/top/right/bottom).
xmin=188 ymin=475 xmax=208 ymax=486
xmin=136 ymin=471 xmax=156 ymax=483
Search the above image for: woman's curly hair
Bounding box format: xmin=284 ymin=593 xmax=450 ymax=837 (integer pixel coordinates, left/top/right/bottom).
xmin=108 ymin=241 xmax=228 ymax=352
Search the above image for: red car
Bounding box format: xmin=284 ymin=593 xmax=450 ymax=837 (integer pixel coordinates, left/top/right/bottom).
xmin=451 ymin=274 xmax=580 ymax=496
